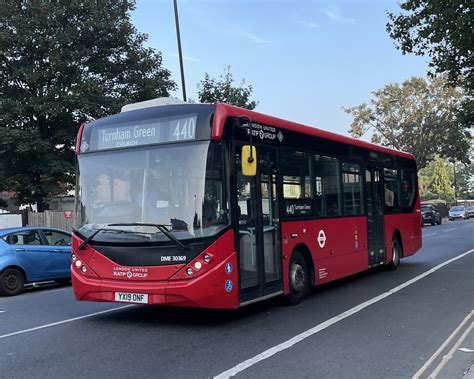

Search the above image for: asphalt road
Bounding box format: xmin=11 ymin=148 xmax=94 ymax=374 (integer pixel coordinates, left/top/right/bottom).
xmin=0 ymin=219 xmax=473 ymax=379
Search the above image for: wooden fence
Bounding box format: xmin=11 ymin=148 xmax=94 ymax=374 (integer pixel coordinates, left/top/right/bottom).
xmin=0 ymin=213 xmax=23 ymax=229
xmin=27 ymin=211 xmax=76 ymax=231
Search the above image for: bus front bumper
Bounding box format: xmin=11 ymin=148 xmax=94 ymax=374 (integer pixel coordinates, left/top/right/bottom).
xmin=71 ymin=257 xmax=239 ymax=309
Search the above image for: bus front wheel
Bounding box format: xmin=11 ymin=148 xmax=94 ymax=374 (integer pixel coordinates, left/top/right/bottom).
xmin=286 ymin=251 xmax=310 ymax=305
xmin=386 ymin=237 xmax=401 ymax=271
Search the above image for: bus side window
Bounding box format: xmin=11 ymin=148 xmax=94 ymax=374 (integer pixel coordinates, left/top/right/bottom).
xmin=383 ymin=168 xmax=401 ymax=213
xmin=314 ymin=155 xmax=342 ymax=217
xmin=342 ymin=162 xmax=363 ymax=215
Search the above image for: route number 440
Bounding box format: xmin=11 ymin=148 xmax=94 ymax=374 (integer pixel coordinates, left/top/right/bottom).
xmin=172 ymin=118 xmax=196 ymax=141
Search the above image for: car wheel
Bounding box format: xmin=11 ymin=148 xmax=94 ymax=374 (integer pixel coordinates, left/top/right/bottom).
xmin=286 ymin=251 xmax=310 ymax=305
xmin=0 ymin=268 xmax=25 ymax=296
xmin=386 ymin=237 xmax=401 ymax=271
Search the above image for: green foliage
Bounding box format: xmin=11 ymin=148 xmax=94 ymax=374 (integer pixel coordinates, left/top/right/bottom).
xmin=431 ymin=159 xmax=455 ymax=201
xmin=387 ymin=0 xmax=473 ymax=92
xmin=419 ymin=156 xmax=474 ymax=201
xmin=344 ymin=76 xmax=471 ymax=169
xmin=453 ymin=153 xmax=474 ymax=199
xmin=197 ymin=67 xmax=257 ymax=110
xmin=0 ymin=0 xmax=176 ymax=210
xmin=419 ymin=158 xmax=455 ymax=201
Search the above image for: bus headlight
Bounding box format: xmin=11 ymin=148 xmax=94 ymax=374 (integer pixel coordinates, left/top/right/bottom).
xmin=81 ymin=265 xmax=87 ymax=273
xmin=203 ymin=254 xmax=211 ymax=263
xmin=71 ymin=253 xmax=77 ymax=262
xmin=194 ymin=261 xmax=202 ymax=270
xmin=75 ymin=260 xmax=82 ymax=268
xmin=186 ymin=267 xmax=193 ymax=276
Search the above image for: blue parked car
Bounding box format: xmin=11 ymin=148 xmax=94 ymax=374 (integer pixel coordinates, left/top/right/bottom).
xmin=0 ymin=227 xmax=72 ymax=296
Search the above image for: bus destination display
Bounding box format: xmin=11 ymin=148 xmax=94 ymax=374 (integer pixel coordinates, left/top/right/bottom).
xmin=86 ymin=114 xmax=197 ymax=151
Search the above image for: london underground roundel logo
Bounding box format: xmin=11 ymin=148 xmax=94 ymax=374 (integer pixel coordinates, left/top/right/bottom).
xmin=317 ymin=229 xmax=326 ymax=248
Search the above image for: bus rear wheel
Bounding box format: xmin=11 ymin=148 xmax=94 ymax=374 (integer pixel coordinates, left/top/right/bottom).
xmin=286 ymin=251 xmax=310 ymax=305
xmin=386 ymin=237 xmax=401 ymax=271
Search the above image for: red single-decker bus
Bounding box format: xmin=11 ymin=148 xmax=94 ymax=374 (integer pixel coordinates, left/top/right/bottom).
xmin=71 ymin=99 xmax=422 ymax=308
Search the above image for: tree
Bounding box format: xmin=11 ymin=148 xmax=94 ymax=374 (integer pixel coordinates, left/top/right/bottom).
xmin=197 ymin=67 xmax=257 ymax=110
xmin=419 ymin=158 xmax=455 ymax=201
xmin=0 ymin=0 xmax=176 ymax=210
xmin=452 ymin=151 xmax=474 ymax=200
xmin=387 ymin=0 xmax=473 ymax=92
xmin=430 ymin=159 xmax=455 ymax=201
xmin=344 ymin=76 xmax=471 ymax=169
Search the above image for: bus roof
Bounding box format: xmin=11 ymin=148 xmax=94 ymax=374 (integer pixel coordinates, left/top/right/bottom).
xmin=212 ymin=103 xmax=415 ymax=160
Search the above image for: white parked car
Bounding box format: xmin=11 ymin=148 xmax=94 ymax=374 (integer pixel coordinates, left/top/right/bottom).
xmin=448 ymin=206 xmax=469 ymax=221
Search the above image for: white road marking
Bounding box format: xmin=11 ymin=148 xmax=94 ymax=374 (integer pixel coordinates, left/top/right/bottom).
xmin=214 ymin=249 xmax=474 ymax=379
xmin=412 ymin=310 xmax=474 ymax=379
xmin=0 ymin=304 xmax=134 ymax=339
xmin=0 ymin=310 xmax=5 ymax=313
xmin=423 ymin=233 xmax=437 ymax=237
xmin=444 ymin=228 xmax=456 ymax=232
xmin=0 ymin=286 xmax=70 ymax=302
xmin=429 ymin=321 xmax=474 ymax=378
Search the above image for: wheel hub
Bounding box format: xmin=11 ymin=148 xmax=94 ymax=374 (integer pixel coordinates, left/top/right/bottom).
xmin=392 ymin=245 xmax=399 ymax=266
xmin=290 ymin=263 xmax=305 ymax=292
xmin=4 ymin=274 xmax=19 ymax=290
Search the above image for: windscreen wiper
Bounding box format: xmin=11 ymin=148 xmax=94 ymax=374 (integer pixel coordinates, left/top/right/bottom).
xmin=109 ymin=223 xmax=189 ymax=250
xmin=77 ymin=227 xmax=126 ymax=251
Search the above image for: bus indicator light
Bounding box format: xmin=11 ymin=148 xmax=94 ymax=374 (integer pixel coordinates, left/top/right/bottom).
xmin=225 ymin=262 xmax=232 ymax=274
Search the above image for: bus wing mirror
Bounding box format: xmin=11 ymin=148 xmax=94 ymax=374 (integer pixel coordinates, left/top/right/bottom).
xmin=241 ymin=145 xmax=257 ymax=176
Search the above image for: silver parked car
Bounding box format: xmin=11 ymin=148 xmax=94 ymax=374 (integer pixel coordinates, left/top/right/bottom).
xmin=448 ymin=205 xmax=469 ymax=221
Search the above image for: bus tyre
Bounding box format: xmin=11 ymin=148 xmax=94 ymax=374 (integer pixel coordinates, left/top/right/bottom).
xmin=286 ymin=251 xmax=310 ymax=305
xmin=0 ymin=268 xmax=25 ymax=296
xmin=386 ymin=238 xmax=401 ymax=271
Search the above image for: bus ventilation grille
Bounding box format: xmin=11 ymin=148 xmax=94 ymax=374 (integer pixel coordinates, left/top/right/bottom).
xmin=413 ymin=214 xmax=421 ymax=235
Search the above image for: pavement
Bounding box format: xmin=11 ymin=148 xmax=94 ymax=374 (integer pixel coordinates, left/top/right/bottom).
xmin=0 ymin=218 xmax=472 ymax=378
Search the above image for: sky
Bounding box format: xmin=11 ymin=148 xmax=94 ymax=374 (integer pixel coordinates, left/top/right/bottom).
xmin=131 ymin=0 xmax=430 ymax=137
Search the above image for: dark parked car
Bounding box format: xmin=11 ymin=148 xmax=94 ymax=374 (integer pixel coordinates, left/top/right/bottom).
xmin=467 ymin=206 xmax=474 ymax=218
xmin=0 ymin=227 xmax=71 ymax=296
xmin=421 ymin=204 xmax=442 ymax=226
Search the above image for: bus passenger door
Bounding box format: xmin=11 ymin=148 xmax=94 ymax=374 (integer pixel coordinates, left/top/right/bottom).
xmin=234 ymin=145 xmax=282 ymax=304
xmin=365 ymin=165 xmax=386 ymax=265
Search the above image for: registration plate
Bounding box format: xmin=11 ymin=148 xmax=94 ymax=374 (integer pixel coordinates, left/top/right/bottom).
xmin=114 ymin=292 xmax=148 ymax=304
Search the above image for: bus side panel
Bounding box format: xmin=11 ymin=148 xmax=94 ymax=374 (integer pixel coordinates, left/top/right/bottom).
xmin=281 ymin=217 xmax=368 ymax=292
